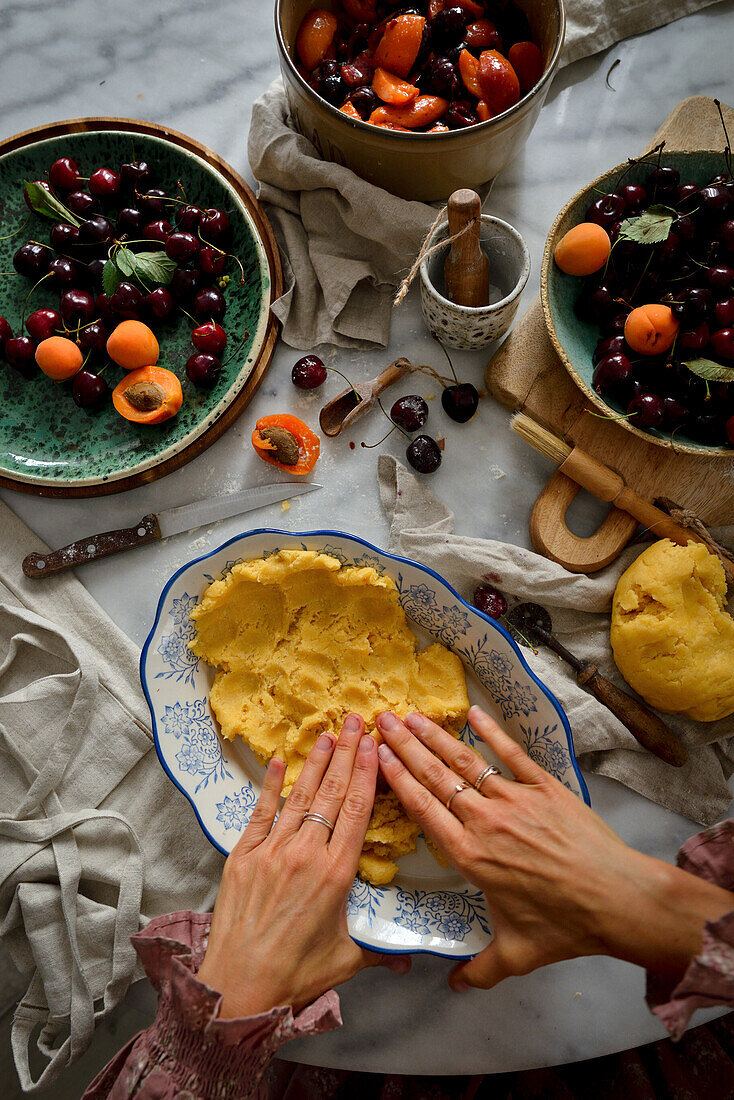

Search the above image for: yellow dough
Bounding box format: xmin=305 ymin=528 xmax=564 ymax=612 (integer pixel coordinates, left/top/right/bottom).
xmin=610 ymin=539 xmax=734 ymax=722
xmin=189 ymin=550 xmax=470 ymax=882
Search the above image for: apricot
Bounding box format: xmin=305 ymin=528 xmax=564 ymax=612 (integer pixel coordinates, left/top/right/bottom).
xmin=476 ymin=99 xmax=492 ymax=122
xmin=624 ymin=304 xmax=679 ymax=355
xmin=478 ymin=50 xmax=520 ymax=115
xmin=369 ymin=95 xmax=448 ymax=129
xmin=459 ymin=49 xmax=482 ymax=98
xmin=508 ymin=41 xmax=544 ymax=92
xmin=339 ymin=101 xmax=362 ymax=120
xmin=372 ymin=67 xmax=419 ymax=106
xmin=373 ymin=14 xmax=425 ymax=79
xmin=106 ymin=319 xmax=160 ymax=371
xmin=35 ymin=335 xmax=83 ymax=380
xmin=554 ymin=222 xmax=611 ymax=276
xmin=296 ymin=9 xmax=338 ymax=72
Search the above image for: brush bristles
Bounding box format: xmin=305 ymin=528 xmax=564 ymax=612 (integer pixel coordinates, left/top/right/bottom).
xmin=510 ymin=412 xmax=572 ymax=465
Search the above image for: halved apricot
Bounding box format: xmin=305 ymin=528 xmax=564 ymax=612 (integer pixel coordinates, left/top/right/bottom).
xmin=508 ymin=41 xmax=544 ymax=92
xmin=459 ymin=49 xmax=482 ymax=98
xmin=369 ymin=95 xmax=448 ymax=129
xmin=373 ymin=67 xmax=419 ymax=105
xmin=340 ymin=100 xmax=362 ymax=120
xmin=296 ymin=9 xmax=338 ymax=71
xmin=426 ymin=121 xmax=450 ymax=132
xmin=112 ymin=365 xmax=183 ymax=424
xmin=624 ymin=305 xmax=679 ymax=355
xmin=554 ymin=222 xmax=611 ymax=276
xmin=373 ymin=14 xmax=426 ymax=79
xmin=35 ymin=336 xmax=83 ymax=381
xmin=106 ymin=320 xmax=159 ymax=371
xmin=476 ymin=100 xmax=492 ymax=122
xmin=478 ymin=50 xmax=520 ymax=115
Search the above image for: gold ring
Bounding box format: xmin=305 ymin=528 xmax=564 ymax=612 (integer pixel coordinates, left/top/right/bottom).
xmin=445 ymin=782 xmax=471 ymax=813
xmin=474 ymin=764 xmax=501 ymax=792
xmin=302 ymin=811 xmax=335 ymax=832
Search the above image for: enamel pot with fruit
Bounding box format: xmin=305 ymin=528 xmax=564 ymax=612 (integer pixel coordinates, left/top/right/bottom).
xmin=275 ymin=0 xmax=565 ymax=202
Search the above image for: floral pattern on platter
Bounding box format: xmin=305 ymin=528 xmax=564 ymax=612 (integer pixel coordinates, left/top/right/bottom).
xmin=143 ymin=529 xmax=587 ymax=959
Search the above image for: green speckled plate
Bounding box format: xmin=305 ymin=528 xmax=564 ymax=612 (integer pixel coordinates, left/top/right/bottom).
xmin=541 ymin=150 xmax=730 ymax=457
xmin=0 ymin=118 xmax=282 ymax=496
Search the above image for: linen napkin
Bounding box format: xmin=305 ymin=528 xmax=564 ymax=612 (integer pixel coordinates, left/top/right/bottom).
xmin=0 ymin=501 xmax=223 ymax=1092
xmin=378 ymin=454 xmax=734 ymax=826
xmin=247 ymin=1 xmax=723 ymax=351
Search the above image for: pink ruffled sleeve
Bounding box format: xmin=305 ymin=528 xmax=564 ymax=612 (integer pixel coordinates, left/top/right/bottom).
xmin=82 ymin=911 xmax=341 ymax=1100
xmin=647 ymin=820 xmax=734 ymax=1040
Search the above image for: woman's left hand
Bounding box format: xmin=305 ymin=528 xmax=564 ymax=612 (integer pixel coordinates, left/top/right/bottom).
xmin=197 ymin=714 xmax=410 ymax=1018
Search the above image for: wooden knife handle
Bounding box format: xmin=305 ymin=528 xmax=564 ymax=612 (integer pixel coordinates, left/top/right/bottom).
xmin=22 ymin=514 xmax=161 ymax=579
xmin=577 ymin=664 xmax=688 ymax=768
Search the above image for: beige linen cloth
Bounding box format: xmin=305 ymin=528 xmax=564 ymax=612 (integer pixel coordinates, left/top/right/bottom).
xmin=0 ymin=502 xmax=223 ymax=1092
xmin=247 ymin=0 xmax=723 ymax=350
xmin=378 ymin=454 xmax=734 ymax=826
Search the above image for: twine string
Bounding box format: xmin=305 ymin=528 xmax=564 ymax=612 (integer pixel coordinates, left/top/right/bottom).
xmin=393 ymin=205 xmax=479 ymax=307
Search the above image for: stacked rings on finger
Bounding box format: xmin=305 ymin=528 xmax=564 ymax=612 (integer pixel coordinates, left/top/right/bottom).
xmin=445 ymin=782 xmax=471 ymax=813
xmin=302 ymin=811 xmax=335 ymax=833
xmin=474 ymin=764 xmax=502 ymax=792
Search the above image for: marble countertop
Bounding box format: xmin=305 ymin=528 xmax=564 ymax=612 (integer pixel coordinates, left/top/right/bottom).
xmin=2 ymin=0 xmax=734 ymax=1079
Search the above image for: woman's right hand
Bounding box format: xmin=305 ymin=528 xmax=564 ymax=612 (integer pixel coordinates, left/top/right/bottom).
xmin=376 ymin=706 xmax=734 ymax=992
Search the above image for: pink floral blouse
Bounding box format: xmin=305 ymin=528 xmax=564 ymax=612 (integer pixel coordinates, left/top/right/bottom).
xmin=84 ymin=821 xmax=734 ymax=1099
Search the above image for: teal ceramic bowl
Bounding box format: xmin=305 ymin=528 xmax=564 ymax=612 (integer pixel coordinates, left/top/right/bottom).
xmin=541 ymin=150 xmax=731 ymax=457
xmin=0 ymin=123 xmax=277 ymax=495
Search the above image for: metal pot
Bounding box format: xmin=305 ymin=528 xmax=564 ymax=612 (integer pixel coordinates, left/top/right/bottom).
xmin=275 ymin=0 xmax=565 ymax=201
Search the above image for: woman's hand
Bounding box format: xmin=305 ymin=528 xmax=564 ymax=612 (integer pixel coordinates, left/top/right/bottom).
xmin=376 ymin=706 xmax=734 ymax=992
xmin=198 ymin=715 xmax=410 ymax=1018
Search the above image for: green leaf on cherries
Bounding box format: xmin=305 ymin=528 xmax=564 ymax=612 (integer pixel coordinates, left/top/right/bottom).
xmin=618 ymin=204 xmax=676 ymax=245
xmin=23 ymin=180 xmax=82 ymax=227
xmin=131 ymin=250 xmax=177 ymax=286
xmin=115 ymin=245 xmax=136 ymax=278
xmin=102 ymin=259 xmax=122 ymax=297
xmin=682 ymin=358 xmax=734 ymax=383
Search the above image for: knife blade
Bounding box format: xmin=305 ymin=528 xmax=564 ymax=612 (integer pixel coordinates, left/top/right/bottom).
xmin=22 ymin=482 xmax=322 ymax=579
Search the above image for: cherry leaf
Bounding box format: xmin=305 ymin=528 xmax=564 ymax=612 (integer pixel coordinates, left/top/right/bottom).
xmin=23 ymin=180 xmax=81 ymax=227
xmin=683 ymin=358 xmax=734 ymax=383
xmin=102 ymin=260 xmax=122 ymax=297
xmin=618 ymin=204 xmax=676 ymax=245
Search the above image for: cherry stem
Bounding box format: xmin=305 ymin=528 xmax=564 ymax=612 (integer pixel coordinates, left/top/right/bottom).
xmin=587 ymin=409 xmax=638 ymax=421
xmin=361 ymin=423 xmax=396 ymax=449
xmin=21 ymin=271 xmax=51 ymax=327
xmin=196 ymin=227 xmax=246 ymax=286
xmin=221 ymin=330 xmax=249 ymax=368
xmin=0 ymin=213 xmax=31 ymax=242
xmin=177 ymin=304 xmax=198 ymax=325
xmin=431 ymin=332 xmax=458 ymax=383
xmin=326 ymin=365 xmax=360 ymax=401
xmin=501 ymin=615 xmax=538 ymax=654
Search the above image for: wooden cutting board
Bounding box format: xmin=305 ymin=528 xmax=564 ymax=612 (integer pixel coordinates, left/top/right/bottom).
xmin=485 ymin=97 xmax=734 ymax=573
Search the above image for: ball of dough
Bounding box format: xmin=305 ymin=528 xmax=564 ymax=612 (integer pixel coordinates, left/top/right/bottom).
xmin=610 ymin=539 xmax=734 ymax=722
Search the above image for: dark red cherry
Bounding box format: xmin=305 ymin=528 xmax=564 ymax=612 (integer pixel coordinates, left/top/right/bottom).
xmin=5 ymin=336 xmax=37 ymax=374
xmin=77 ymin=320 xmax=107 ymax=357
xmin=677 ymin=182 xmax=699 ymax=207
xmin=120 ymin=160 xmax=152 ymax=193
xmin=645 ymin=166 xmax=679 ymax=197
xmin=0 ymin=316 xmax=12 ymax=354
xmin=166 ymin=232 xmax=199 ymax=262
xmin=24 ymin=179 xmax=53 ymax=210
xmin=72 ymin=369 xmax=108 ymax=410
xmin=628 ymin=392 xmax=665 ymax=428
xmin=186 ymin=352 xmax=221 ymax=388
xmin=699 ymin=185 xmax=730 ymax=216
xmin=620 ymin=184 xmax=646 ymax=210
xmin=192 ymin=286 xmax=226 ymax=320
xmin=176 ymin=205 xmax=202 ymax=232
xmin=705 ymin=266 xmax=734 ymax=291
xmin=49 ymin=157 xmax=81 ymax=191
xmin=714 ymin=297 xmax=734 ymax=328
xmin=110 ymin=281 xmax=144 ymax=319
xmin=472 ymin=583 xmax=507 ymax=619
xmin=143 ymin=220 xmax=173 ymax=242
xmin=66 ymin=190 xmax=98 ymax=217
xmin=688 ymin=413 xmax=724 ymax=444
xmin=116 ymin=207 xmax=144 ymax=235
xmin=721 ymin=220 xmax=734 ymax=251
xmin=592 ymin=354 xmax=632 ymax=394
xmin=406 ymin=434 xmax=441 ymax=473
xmin=171 ymin=267 xmax=201 ymax=301
xmin=672 ymin=215 xmax=696 ymax=241
xmin=391 ymin=394 xmax=429 ymax=431
xmin=291 ymin=354 xmax=327 ymax=389
xmin=13 ymin=242 xmax=51 ymax=277
xmin=49 ymin=221 xmax=79 ymax=250
xmin=47 ymin=256 xmax=80 ymax=288
xmin=89 ymin=167 xmax=121 ymax=201
xmin=139 ymin=188 xmax=168 ymax=216
xmin=145 ymin=287 xmax=175 ymax=321
xmin=593 ymin=335 xmax=627 ymax=364
xmin=60 ymin=288 xmax=96 ymax=325
xmin=192 ymin=322 xmax=227 ymax=356
xmin=679 ymin=322 xmax=710 ymax=351
xmin=711 ymin=329 xmax=734 ymax=361
xmin=79 ymin=216 xmax=113 ymax=245
xmin=726 ymin=414 xmax=734 ymax=446
xmin=663 ymin=396 xmax=690 ymax=429
xmin=199 ymin=208 xmax=231 ymax=244
xmin=26 ymin=309 xmax=61 ymax=342
xmin=198 ymin=246 xmax=227 ymax=278
xmin=585 ymin=193 xmax=626 ymax=229
xmin=441 ymin=382 xmax=478 ymax=423
xmin=85 ymin=257 xmax=106 ymax=290
xmin=95 ymin=292 xmax=114 ymax=323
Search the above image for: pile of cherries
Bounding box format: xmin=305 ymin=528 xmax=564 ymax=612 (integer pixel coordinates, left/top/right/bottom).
xmin=1 ymin=153 xmax=235 ymax=409
xmin=581 ymin=161 xmax=734 ymax=447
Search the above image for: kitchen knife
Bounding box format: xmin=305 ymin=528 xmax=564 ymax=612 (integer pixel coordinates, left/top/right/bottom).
xmin=22 ymin=482 xmax=322 ymax=579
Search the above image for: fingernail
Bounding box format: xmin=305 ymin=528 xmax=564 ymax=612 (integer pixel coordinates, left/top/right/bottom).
xmin=378 ymin=743 xmax=396 ymax=763
xmin=343 ymin=713 xmax=361 ymax=732
xmin=405 ymin=713 xmax=423 ymax=733
xmin=358 ymin=734 xmax=375 ymax=754
xmin=268 ymin=757 xmax=283 ymax=770
xmin=452 ymin=980 xmax=469 ymax=993
xmin=316 ymin=733 xmax=335 ymax=751
xmin=378 ymin=711 xmax=398 ymax=731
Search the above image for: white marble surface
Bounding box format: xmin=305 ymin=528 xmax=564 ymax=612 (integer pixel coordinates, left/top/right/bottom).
xmin=2 ymin=0 xmax=734 ymax=1080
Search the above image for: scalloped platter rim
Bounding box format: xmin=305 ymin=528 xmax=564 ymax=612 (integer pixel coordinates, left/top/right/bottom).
xmin=141 ymin=529 xmax=589 ymax=958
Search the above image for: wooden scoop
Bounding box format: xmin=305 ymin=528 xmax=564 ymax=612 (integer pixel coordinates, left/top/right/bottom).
xmin=443 ymin=189 xmax=489 ymax=307
xmin=319 ymin=358 xmax=413 ymax=437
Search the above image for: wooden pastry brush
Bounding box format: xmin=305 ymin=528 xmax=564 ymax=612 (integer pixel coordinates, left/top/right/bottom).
xmin=510 ymin=412 xmax=703 ymax=547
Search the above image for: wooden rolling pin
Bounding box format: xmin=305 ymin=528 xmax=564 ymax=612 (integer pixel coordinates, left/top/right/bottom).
xmin=444 ymin=189 xmax=489 ymax=307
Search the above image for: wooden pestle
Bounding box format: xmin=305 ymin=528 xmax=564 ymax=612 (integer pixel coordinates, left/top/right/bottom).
xmin=443 ymin=189 xmax=489 ymax=307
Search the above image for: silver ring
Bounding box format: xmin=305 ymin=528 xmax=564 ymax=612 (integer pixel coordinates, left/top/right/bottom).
xmin=445 ymin=783 xmax=471 ymax=813
xmin=302 ymin=811 xmax=335 ymax=832
xmin=474 ymin=764 xmax=501 ymax=791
